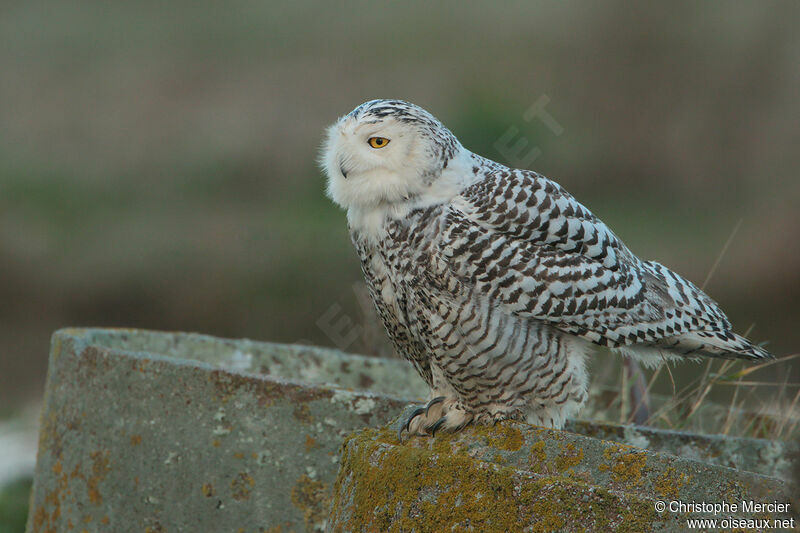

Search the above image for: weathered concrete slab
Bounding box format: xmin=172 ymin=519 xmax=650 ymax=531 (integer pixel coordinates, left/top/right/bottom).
xmin=27 ymin=329 xmax=412 ymax=533
xmin=392 ymin=415 xmax=791 ymax=505
xmin=26 ymin=328 xmax=798 ymax=532
xmin=68 ymin=328 xmax=429 ymax=399
xmin=48 ymin=329 xmax=795 ymax=481
xmin=328 ymin=422 xmax=796 ymax=532
xmin=329 ymin=428 xmax=677 ymax=532
xmin=564 ymin=419 xmax=799 ymax=482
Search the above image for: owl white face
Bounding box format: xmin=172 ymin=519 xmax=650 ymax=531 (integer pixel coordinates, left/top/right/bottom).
xmin=322 ymin=115 xmax=431 ymax=210
xmin=321 ymin=99 xmax=462 ymax=210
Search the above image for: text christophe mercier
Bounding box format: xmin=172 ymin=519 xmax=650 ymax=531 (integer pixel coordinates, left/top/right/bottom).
xmin=666 ymin=500 xmax=790 ymax=515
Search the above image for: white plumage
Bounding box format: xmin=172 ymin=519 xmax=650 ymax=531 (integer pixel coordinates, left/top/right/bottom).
xmin=321 ymin=99 xmax=772 ymax=436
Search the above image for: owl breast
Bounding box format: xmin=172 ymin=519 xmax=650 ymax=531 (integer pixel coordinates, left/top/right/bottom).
xmin=351 ymin=205 xmax=590 ymax=426
xmin=352 ymin=218 xmax=434 ymax=387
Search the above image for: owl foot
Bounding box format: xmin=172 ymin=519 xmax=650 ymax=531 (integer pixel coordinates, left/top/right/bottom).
xmin=398 ymin=396 xmax=475 ymax=440
xmin=474 ymin=408 xmax=525 ymax=425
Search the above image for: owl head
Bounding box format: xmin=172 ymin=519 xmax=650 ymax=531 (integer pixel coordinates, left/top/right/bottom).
xmin=321 ymin=99 xmax=462 ymax=209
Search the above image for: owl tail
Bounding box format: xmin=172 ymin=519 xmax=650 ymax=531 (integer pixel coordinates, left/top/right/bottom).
xmin=665 ymin=330 xmax=774 ymax=361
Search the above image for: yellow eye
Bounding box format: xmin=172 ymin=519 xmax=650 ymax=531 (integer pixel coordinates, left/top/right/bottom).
xmin=368 ymin=137 xmax=390 ymax=149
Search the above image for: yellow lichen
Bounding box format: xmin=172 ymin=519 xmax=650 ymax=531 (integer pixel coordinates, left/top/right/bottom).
xmin=603 ymin=446 xmax=647 ymax=486
xmin=87 ymin=450 xmax=110 ymax=504
xmin=478 ymin=422 xmax=525 ymax=451
xmin=654 ymin=467 xmax=691 ymax=499
xmin=291 ymin=475 xmax=330 ymax=530
xmin=530 ymin=493 xmax=568 ymax=531
xmin=304 ymin=434 xmax=318 ymax=452
xmin=554 ymin=442 xmax=584 ymax=474
xmin=429 ymin=430 xmax=461 ymax=456
xmin=230 ymin=472 xmax=255 ymax=501
xmin=528 ymin=440 xmax=547 ymax=474
xmin=328 ymin=428 xmax=659 ymax=532
xmin=293 ymin=403 xmax=313 ymax=423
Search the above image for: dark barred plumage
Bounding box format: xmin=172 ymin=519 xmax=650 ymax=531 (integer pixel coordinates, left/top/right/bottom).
xmin=323 ymin=99 xmax=773 ymax=436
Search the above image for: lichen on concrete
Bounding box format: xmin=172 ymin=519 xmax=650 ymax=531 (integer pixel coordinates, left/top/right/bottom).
xmin=565 ymin=418 xmax=798 ymax=481
xmin=654 ymin=467 xmax=690 ymax=500
xmin=602 ymin=444 xmax=647 ymax=486
xmin=328 ymin=427 xmax=665 ymax=532
xmin=291 ymin=475 xmax=330 ymax=531
xmin=553 ymin=442 xmax=584 ymax=474
xmin=328 ymin=421 xmax=796 ymax=531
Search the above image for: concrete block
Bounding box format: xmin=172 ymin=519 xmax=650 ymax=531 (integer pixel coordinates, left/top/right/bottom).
xmin=328 ymin=420 xmax=796 ymax=532
xmin=564 ymin=419 xmax=798 ymax=482
xmin=27 ymin=329 xmax=412 ymax=533
xmin=26 ymin=328 xmax=798 ymax=532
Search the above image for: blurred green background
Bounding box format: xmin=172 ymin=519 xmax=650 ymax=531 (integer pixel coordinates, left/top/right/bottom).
xmin=1 ymin=0 xmax=799 ymax=443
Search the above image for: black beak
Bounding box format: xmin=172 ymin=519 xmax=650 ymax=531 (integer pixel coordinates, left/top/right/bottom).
xmin=339 ymin=164 xmax=348 ymax=179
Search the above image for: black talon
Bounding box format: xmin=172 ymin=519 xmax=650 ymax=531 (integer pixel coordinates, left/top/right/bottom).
xmin=405 ymin=407 xmax=427 ymax=430
xmin=398 ymin=406 xmax=427 ymax=440
xmin=426 ymin=416 xmax=448 ymax=436
xmin=425 ymin=396 xmax=446 ymax=415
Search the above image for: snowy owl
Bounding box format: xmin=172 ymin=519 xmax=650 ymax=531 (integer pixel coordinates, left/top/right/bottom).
xmin=321 ymin=99 xmax=773 ymax=437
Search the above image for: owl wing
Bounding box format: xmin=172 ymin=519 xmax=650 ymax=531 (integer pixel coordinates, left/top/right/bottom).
xmin=438 ymin=168 xmax=759 ymax=357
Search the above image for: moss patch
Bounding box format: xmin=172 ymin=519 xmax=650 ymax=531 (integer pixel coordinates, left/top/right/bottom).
xmin=329 ymin=428 xmax=661 ymax=532
xmin=479 ymin=423 xmax=525 ymax=452
xmin=529 ymin=440 xmax=547 ymax=474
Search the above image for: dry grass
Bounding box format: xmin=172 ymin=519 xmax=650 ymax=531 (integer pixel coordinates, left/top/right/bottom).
xmin=615 ymin=353 xmax=800 ymax=440
xmin=613 ymin=220 xmax=799 ymax=440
